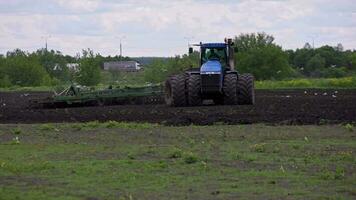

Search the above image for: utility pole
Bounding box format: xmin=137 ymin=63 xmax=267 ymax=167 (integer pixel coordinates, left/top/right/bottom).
xmin=120 ymin=41 xmax=122 ymax=57
xmin=308 ymin=34 xmax=318 ymax=49
xmin=116 ymin=35 xmax=126 ymax=59
xmin=42 ymin=35 xmax=51 ymax=51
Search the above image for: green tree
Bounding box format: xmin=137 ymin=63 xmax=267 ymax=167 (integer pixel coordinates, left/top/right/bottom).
xmin=3 ymin=49 xmax=51 ymax=86
xmin=305 ymin=54 xmax=325 ymax=77
xmin=76 ymin=49 xmax=101 ymax=86
xmin=0 ymin=56 xmax=11 ymax=87
xmin=350 ymin=52 xmax=356 ymax=71
xmin=234 ymin=32 xmax=294 ymax=80
xmin=293 ymin=48 xmax=314 ymax=71
xmin=143 ymin=51 xmax=199 ymax=83
xmin=234 ymin=32 xmax=274 ymax=52
xmin=33 ymin=49 xmax=70 ymax=82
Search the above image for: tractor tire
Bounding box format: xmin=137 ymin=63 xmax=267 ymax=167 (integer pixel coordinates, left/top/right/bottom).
xmin=237 ymin=73 xmax=255 ymax=105
xmin=164 ymin=74 xmax=187 ymax=107
xmin=213 ymin=97 xmax=224 ymax=105
xmin=187 ymin=75 xmax=202 ymax=106
xmin=223 ymin=74 xmax=238 ymax=105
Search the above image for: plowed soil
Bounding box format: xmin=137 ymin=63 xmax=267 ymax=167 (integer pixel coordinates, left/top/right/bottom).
xmin=0 ymin=89 xmax=355 ymax=125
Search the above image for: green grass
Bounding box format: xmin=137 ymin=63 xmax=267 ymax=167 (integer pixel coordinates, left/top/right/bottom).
xmin=0 ymin=123 xmax=355 ymax=199
xmin=256 ymin=76 xmax=356 ymax=89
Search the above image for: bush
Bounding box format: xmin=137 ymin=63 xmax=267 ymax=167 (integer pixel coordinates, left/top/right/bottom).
xmin=0 ymin=75 xmax=11 ymax=88
xmin=320 ymin=67 xmax=348 ymax=78
xmin=3 ymin=53 xmax=50 ymax=86
xmin=144 ymin=53 xmax=199 ymax=83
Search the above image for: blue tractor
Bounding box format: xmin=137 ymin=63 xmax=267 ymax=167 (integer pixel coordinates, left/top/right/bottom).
xmin=165 ymin=38 xmax=255 ymax=106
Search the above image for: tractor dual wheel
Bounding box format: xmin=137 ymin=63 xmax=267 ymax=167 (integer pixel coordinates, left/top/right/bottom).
xmin=164 ymin=74 xmax=187 ymax=107
xmin=237 ymin=73 xmax=255 ymax=105
xmin=187 ymin=75 xmax=202 ymax=106
xmin=223 ymin=74 xmax=238 ymax=105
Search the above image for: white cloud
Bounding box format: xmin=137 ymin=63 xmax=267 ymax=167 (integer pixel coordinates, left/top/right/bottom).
xmin=56 ymin=0 xmax=101 ymax=12
xmin=0 ymin=0 xmax=355 ymax=56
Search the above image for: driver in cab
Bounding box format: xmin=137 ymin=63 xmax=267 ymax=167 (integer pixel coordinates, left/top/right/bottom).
xmin=208 ymin=49 xmax=220 ymax=60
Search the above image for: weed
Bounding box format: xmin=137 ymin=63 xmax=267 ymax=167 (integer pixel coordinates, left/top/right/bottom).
xmin=169 ymin=148 xmax=183 ymax=159
xmin=344 ymin=123 xmax=354 ymax=132
xmin=292 ymin=144 xmax=300 ymax=150
xmin=183 ymin=152 xmax=198 ymax=164
xmin=250 ymin=143 xmax=267 ymax=153
xmin=38 ymin=124 xmax=57 ymax=131
xmin=105 ymin=120 xmax=119 ymax=128
xmin=280 ymin=165 xmax=286 ymax=173
xmin=319 ymin=119 xmax=328 ymax=125
xmin=104 ymin=121 xmax=155 ymax=129
xmin=12 ymin=128 xmax=22 ymax=135
xmin=85 ymin=121 xmax=100 ymax=128
xmin=127 ymin=153 xmax=135 ymax=160
xmin=303 ymin=153 xmax=313 ymax=165
xmin=213 ymin=121 xmax=226 ymax=126
xmin=10 ymin=136 xmax=20 ymax=145
xmin=157 ymin=160 xmax=168 ymax=169
xmin=320 ymin=166 xmax=345 ymax=180
xmin=333 ymin=151 xmax=353 ymax=161
xmin=70 ymin=124 xmax=83 ymax=131
xmin=235 ymin=152 xmax=243 ymax=160
xmin=244 ymin=154 xmax=258 ymax=162
xmin=272 ymin=146 xmax=280 ymax=153
xmin=334 ymin=166 xmax=345 ymax=180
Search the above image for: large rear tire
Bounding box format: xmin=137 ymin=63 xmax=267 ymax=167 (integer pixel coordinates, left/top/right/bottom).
xmin=237 ymin=73 xmax=255 ymax=105
xmin=187 ymin=75 xmax=202 ymax=106
xmin=164 ymin=74 xmax=187 ymax=107
xmin=223 ymin=74 xmax=238 ymax=105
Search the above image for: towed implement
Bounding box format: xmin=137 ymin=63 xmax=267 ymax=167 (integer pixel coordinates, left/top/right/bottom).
xmin=30 ymin=84 xmax=163 ymax=108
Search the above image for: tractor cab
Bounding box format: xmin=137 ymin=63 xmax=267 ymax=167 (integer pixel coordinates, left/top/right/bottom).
xmin=200 ymin=43 xmax=227 ymax=67
xmin=190 ymin=40 xmax=236 ymax=95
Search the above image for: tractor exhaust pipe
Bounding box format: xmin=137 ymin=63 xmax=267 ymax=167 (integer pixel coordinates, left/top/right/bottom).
xmin=227 ymin=38 xmax=235 ymax=70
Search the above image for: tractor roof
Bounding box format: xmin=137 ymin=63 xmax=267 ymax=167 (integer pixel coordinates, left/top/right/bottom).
xmin=201 ymin=43 xmax=226 ymax=48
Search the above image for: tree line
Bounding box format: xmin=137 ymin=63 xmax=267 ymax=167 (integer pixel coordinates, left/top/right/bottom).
xmin=145 ymin=33 xmax=356 ymax=82
xmin=1 ymin=32 xmax=356 ymax=87
xmin=0 ymin=48 xmax=130 ymax=87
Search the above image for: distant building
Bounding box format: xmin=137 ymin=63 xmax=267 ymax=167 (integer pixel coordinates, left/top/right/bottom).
xmin=103 ymin=61 xmax=141 ymax=72
xmin=67 ymin=63 xmax=79 ymax=72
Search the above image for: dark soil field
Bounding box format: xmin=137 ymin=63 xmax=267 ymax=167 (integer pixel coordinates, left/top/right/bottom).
xmin=0 ymin=89 xmax=355 ymax=125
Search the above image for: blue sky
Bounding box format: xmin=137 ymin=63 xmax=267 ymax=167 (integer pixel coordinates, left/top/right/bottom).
xmin=0 ymin=0 xmax=355 ymax=56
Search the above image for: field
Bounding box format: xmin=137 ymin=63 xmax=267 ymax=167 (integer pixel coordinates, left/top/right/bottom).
xmin=1 ymin=88 xmax=355 ymax=199
xmin=0 ymin=123 xmax=355 ymax=199
xmin=1 ymin=89 xmax=355 ymax=125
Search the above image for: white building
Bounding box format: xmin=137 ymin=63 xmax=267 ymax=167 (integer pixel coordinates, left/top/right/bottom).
xmin=103 ymin=61 xmax=141 ymax=72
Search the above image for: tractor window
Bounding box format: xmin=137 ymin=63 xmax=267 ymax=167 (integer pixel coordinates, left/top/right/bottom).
xmin=201 ymin=47 xmax=227 ymax=65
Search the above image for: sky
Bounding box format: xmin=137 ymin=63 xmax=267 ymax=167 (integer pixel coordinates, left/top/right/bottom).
xmin=0 ymin=0 xmax=355 ymax=57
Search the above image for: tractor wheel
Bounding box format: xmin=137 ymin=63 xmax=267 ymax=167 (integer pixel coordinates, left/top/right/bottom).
xmin=213 ymin=97 xmax=224 ymax=105
xmin=164 ymin=74 xmax=187 ymax=107
xmin=187 ymin=75 xmax=202 ymax=106
xmin=223 ymin=74 xmax=238 ymax=105
xmin=237 ymin=73 xmax=255 ymax=105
